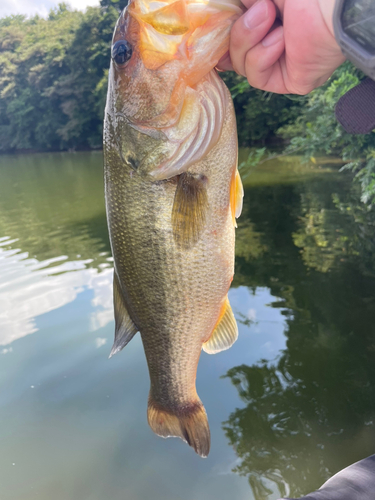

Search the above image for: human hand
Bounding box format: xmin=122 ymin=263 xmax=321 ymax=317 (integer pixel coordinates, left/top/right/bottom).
xmin=218 ymin=0 xmax=346 ymax=95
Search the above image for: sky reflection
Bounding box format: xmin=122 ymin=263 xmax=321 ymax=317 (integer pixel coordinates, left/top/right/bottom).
xmin=0 ymin=237 xmax=114 ymax=347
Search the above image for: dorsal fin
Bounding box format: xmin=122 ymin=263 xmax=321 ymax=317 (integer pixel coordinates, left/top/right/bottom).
xmin=109 ymin=272 xmax=138 ymax=358
xmin=203 ymin=297 xmax=238 ymax=354
xmin=172 ymin=172 xmax=208 ymax=248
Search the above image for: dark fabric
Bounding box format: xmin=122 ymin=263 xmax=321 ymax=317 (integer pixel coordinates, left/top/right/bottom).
xmin=278 ymin=455 xmax=375 ymax=500
xmin=335 ymin=77 xmax=375 ymax=134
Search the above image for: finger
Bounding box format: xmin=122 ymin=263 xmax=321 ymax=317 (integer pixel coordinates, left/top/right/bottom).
xmin=230 ymin=0 xmax=278 ymax=78
xmin=243 ymin=26 xmax=289 ymax=93
xmin=216 ymin=51 xmax=234 ymax=72
xmin=239 ymin=0 xmax=285 ymax=25
xmin=241 ymin=0 xmax=285 ymax=16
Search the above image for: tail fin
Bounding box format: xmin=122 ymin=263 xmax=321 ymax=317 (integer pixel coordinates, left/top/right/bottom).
xmin=148 ymin=396 xmax=211 ymax=458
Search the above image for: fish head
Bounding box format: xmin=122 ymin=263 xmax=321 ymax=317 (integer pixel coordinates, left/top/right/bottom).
xmin=109 ymin=2 xmax=180 ymax=125
xmin=108 ymin=0 xmax=243 ymax=127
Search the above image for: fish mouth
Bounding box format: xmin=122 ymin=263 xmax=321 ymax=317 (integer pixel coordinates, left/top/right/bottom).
xmin=126 ymin=0 xmax=243 ymax=70
xmin=130 ymin=0 xmax=190 ymax=36
xmin=128 ymin=0 xmax=189 ymax=70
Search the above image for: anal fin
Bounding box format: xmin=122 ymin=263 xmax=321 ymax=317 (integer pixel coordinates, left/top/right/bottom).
xmin=172 ymin=172 xmax=208 ymax=248
xmin=203 ymin=297 xmax=238 ymax=354
xmin=109 ymin=272 xmax=138 ymax=358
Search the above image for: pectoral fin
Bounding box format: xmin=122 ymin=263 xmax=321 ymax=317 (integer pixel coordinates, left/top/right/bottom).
xmin=230 ymin=169 xmax=244 ymax=227
xmin=203 ymin=297 xmax=238 ymax=354
xmin=172 ymin=172 xmax=208 ymax=248
xmin=109 ymin=272 xmax=138 ymax=358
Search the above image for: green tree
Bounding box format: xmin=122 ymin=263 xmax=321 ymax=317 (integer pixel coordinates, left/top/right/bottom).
xmin=100 ymin=0 xmax=128 ymax=12
xmin=0 ymin=7 xmax=81 ymax=151
xmin=0 ymin=3 xmax=119 ymax=152
xmin=277 ymin=63 xmax=375 ymax=203
xmin=221 ymin=72 xmax=303 ymax=146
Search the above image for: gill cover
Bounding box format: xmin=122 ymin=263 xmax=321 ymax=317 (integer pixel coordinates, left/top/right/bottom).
xmin=144 ymin=71 xmax=229 ymax=180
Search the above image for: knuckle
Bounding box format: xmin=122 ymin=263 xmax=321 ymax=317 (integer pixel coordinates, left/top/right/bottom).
xmin=245 ymin=52 xmax=272 ymax=91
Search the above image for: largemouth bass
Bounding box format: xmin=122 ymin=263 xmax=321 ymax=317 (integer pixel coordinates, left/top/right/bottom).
xmin=104 ymin=0 xmax=244 ymax=457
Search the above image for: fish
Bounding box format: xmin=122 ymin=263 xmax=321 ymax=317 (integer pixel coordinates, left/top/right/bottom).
xmin=104 ymin=0 xmax=244 ymax=457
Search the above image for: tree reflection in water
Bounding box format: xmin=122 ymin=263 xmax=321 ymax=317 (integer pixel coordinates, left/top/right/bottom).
xmin=225 ymin=168 xmax=375 ymax=500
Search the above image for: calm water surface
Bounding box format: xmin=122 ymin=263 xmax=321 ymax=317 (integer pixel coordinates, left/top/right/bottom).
xmin=1 ymin=152 xmax=375 ymax=500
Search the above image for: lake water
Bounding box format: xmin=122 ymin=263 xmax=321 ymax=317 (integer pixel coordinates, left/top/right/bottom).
xmin=1 ymin=151 xmax=375 ymax=500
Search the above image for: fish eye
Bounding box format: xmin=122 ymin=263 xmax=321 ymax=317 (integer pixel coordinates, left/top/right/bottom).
xmin=112 ymin=40 xmax=132 ymax=67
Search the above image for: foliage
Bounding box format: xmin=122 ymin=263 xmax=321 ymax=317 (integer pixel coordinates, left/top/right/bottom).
xmin=0 ymin=3 xmax=120 ymax=152
xmin=221 ymin=72 xmax=303 ymax=146
xmin=279 ymin=64 xmax=363 ymax=156
xmin=235 ymin=62 xmax=375 ymax=203
xmin=100 ymin=0 xmax=129 ymax=12
xmin=277 ymin=63 xmax=375 ymax=203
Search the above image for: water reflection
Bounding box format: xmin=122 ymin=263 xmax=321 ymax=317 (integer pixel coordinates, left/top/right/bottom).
xmin=225 ymin=164 xmax=375 ymax=499
xmin=0 ymin=152 xmax=259 ymax=500
xmin=1 ymin=152 xmax=375 ymax=500
xmin=0 ymin=153 xmax=113 ymax=348
xmin=0 ymin=239 xmax=114 ymax=346
xmin=0 ymin=152 xmax=110 ymax=265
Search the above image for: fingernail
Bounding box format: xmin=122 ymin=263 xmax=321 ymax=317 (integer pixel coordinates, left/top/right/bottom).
xmin=243 ymin=0 xmax=268 ymax=30
xmin=262 ymin=26 xmax=283 ymax=47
